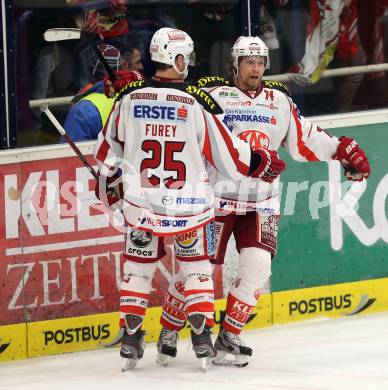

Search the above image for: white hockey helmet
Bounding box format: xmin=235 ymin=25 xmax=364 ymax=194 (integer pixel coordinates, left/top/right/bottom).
xmin=149 ymin=27 xmax=195 ymax=74
xmin=231 ymin=36 xmax=270 ymax=69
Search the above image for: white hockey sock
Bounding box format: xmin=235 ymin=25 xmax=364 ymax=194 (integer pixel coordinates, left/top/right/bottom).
xmin=119 ymin=260 xmax=158 ymax=328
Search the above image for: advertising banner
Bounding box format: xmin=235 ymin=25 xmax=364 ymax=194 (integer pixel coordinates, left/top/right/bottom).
xmin=0 ymin=323 xmax=27 ymax=361
xmin=273 ymin=123 xmax=388 ymax=291
xmin=0 ymin=151 xmax=223 ymax=327
xmin=26 ymin=294 xmax=272 ymax=358
xmin=273 ymin=277 xmax=388 ymax=324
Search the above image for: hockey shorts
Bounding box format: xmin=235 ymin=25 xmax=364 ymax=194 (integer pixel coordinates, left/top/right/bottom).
xmin=124 ymin=222 xmax=216 ymax=263
xmin=213 ymin=211 xmax=279 ymax=264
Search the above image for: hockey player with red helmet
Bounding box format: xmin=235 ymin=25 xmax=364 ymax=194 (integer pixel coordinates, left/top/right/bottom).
xmin=94 ymin=28 xmax=285 ymax=371
xmin=156 ymin=35 xmax=371 ymax=367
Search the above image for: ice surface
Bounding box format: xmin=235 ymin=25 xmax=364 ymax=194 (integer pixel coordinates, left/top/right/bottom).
xmin=1 ymin=312 xmax=388 ymax=390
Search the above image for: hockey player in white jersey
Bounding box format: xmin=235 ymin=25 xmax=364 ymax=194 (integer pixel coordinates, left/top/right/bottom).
xmin=94 ymin=29 xmax=286 ymax=370
xmin=156 ymin=36 xmax=371 ymax=367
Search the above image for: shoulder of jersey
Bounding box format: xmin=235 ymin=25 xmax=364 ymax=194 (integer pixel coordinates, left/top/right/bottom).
xmin=262 ymin=80 xmax=292 ymax=98
xmin=181 ymin=77 xmax=227 ymax=115
xmin=192 ymin=75 xmax=231 ymax=89
xmin=116 ymin=79 xmax=148 ymax=101
xmin=116 ymin=77 xmax=224 ymax=115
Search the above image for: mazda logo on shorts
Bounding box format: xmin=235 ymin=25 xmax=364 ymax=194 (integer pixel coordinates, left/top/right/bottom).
xmin=162 ymin=196 xmax=173 ymax=205
xmin=130 ymin=230 xmax=153 ymax=248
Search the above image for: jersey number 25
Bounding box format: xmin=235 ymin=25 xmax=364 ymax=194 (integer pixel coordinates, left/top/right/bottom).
xmin=140 ymin=140 xmax=186 ymax=189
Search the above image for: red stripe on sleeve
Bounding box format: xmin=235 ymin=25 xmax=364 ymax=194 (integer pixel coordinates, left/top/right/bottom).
xmin=114 ymin=111 xmax=124 ymax=150
xmin=95 ymin=103 xmax=117 ymax=162
xmin=102 ymin=101 xmax=117 ymax=136
xmin=211 ymin=114 xmax=250 ymax=175
xmin=201 ymin=111 xmax=215 ymax=166
xmin=292 ymin=106 xmax=319 ymax=161
xmin=95 ymin=139 xmax=110 ymax=162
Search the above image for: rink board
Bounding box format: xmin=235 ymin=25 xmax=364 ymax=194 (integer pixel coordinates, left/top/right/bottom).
xmin=2 ymin=278 xmax=388 ymax=361
xmin=272 ymin=277 xmax=388 ymax=324
xmin=26 ymin=294 xmax=271 ymax=358
xmin=1 ymin=110 xmax=388 ymax=362
xmin=273 ymin=120 xmax=388 ymax=292
xmin=0 ymin=323 xmax=27 ymax=361
xmin=0 ymin=146 xmax=225 ymax=327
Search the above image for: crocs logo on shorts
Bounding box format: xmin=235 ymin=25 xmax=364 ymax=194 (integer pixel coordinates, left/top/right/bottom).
xmin=130 ymin=230 xmax=152 ymax=248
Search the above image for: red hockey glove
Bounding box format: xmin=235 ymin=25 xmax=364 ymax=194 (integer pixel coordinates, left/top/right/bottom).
xmin=95 ymin=171 xmax=123 ymax=207
xmin=103 ymin=70 xmax=144 ymax=98
xmin=334 ymin=136 xmax=370 ymax=181
xmin=249 ymin=149 xmax=286 ymax=183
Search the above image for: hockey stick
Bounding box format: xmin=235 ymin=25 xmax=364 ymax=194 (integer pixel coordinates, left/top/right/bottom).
xmin=40 ymin=103 xmax=123 ymax=204
xmin=40 ymin=103 xmax=99 ymax=181
xmin=44 ymin=28 xmax=116 ymax=81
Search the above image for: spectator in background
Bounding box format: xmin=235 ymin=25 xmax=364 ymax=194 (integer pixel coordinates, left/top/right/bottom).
xmin=355 ymin=0 xmax=388 ymax=108
xmin=285 ymin=0 xmax=366 ymax=112
xmin=62 ymin=43 xmax=143 ymax=142
xmin=125 ymin=46 xmax=144 ymax=72
xmin=78 ymin=44 xmax=143 ymax=94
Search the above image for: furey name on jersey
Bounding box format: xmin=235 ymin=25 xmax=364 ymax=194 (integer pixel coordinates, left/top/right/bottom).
xmin=133 ymin=102 xmax=187 ymax=138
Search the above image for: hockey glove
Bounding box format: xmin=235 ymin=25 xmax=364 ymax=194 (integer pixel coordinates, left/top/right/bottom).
xmin=103 ymin=70 xmax=144 ymax=98
xmin=95 ymin=170 xmax=123 ymax=207
xmin=249 ymin=149 xmax=286 ymax=183
xmin=334 ymin=136 xmax=370 ymax=181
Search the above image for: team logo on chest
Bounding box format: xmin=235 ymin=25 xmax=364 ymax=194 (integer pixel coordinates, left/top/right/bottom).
xmin=238 ymin=130 xmax=270 ymax=150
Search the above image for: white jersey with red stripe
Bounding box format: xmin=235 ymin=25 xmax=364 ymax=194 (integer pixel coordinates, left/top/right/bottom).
xmin=206 ymin=81 xmax=340 ymax=213
xmin=94 ymin=80 xmax=252 ymax=235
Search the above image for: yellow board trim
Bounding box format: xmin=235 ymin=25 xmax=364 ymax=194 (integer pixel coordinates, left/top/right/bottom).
xmin=26 ymin=295 xmax=272 ymax=358
xmin=2 ymin=278 xmax=388 ymax=361
xmin=0 ymin=323 xmax=27 ymax=361
xmin=273 ymin=278 xmax=388 ymax=324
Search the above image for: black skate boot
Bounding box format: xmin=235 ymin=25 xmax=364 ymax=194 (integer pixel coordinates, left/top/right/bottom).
xmin=120 ymin=314 xmax=146 ymax=371
xmin=156 ymin=327 xmax=179 ymax=367
xmin=213 ymin=327 xmax=252 ymax=367
xmin=188 ymin=314 xmax=216 ymax=371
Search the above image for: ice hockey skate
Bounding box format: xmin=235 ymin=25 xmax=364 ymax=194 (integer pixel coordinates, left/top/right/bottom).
xmin=212 ymin=328 xmax=252 ymax=367
xmin=120 ymin=314 xmax=146 ymax=371
xmin=156 ymin=327 xmax=178 ymax=367
xmin=188 ymin=314 xmax=216 ymax=371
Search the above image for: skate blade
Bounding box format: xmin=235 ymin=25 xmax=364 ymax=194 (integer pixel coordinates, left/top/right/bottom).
xmin=99 ymin=328 xmax=124 ymax=348
xmin=122 ymin=357 xmax=137 ymax=371
xmin=156 ymin=353 xmax=172 ymax=367
xmin=212 ymin=351 xmax=249 ymax=368
xmin=200 ymin=357 xmax=212 ymax=372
